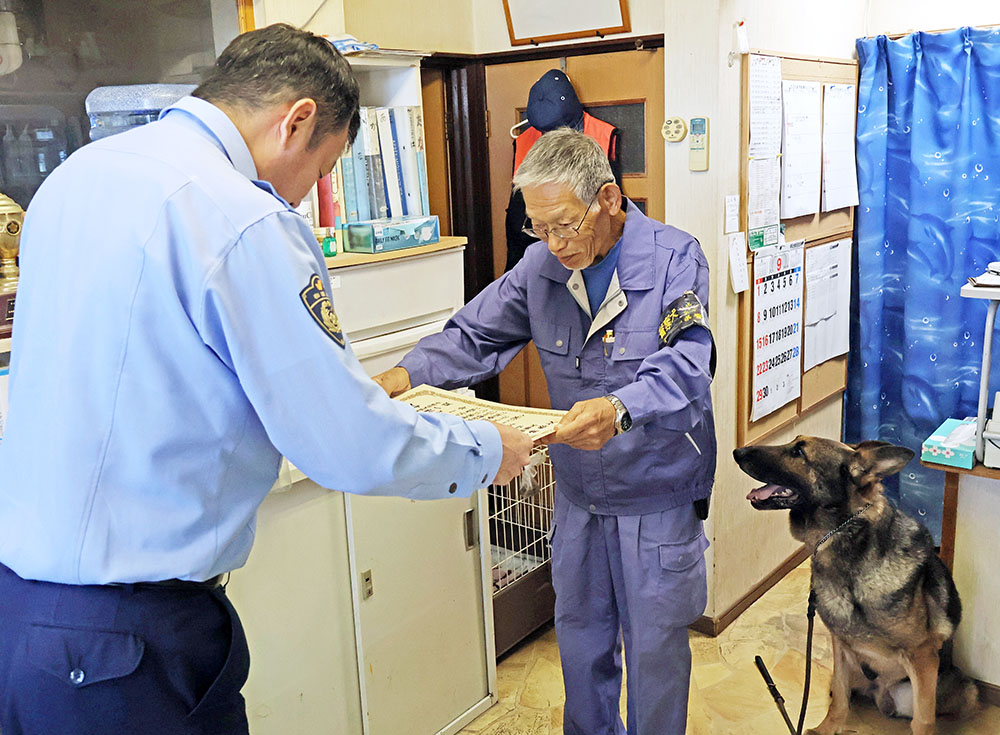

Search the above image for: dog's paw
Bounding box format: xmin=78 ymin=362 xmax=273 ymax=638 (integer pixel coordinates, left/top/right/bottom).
xmin=808 ymin=719 xmax=846 ymax=735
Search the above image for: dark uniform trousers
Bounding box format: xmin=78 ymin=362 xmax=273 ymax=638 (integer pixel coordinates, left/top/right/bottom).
xmin=0 ymin=562 xmax=250 ymax=734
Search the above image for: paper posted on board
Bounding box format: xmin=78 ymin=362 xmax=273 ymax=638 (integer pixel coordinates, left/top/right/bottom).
xmin=780 ymin=80 xmax=822 ymax=219
xmin=748 ymin=156 xmax=780 ymax=250
xmin=803 ymin=238 xmax=852 ymax=371
xmin=748 ymin=55 xmax=782 ymax=159
xmin=822 ymin=84 xmax=860 ymax=212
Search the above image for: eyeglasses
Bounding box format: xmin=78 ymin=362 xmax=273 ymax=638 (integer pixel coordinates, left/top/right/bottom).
xmin=521 ymin=181 xmax=613 ymax=241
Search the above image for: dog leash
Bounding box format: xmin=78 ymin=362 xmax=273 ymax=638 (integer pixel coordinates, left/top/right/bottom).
xmin=755 ymin=502 xmax=873 ymax=735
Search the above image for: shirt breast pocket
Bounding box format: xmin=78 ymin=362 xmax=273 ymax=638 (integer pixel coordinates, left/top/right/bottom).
xmin=532 ymin=321 xmax=574 ymax=382
xmin=533 ymin=321 xmax=571 ymax=356
xmin=608 ymin=329 xmax=659 ymax=365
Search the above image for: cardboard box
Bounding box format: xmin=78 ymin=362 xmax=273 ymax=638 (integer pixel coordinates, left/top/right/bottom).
xmin=342 ymin=214 xmax=439 ymax=254
xmin=921 ymin=417 xmax=976 ymax=469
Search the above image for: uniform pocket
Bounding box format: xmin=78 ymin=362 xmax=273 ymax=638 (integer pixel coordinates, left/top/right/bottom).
xmin=187 ymin=591 xmax=250 ymax=719
xmin=659 ymin=532 xmax=709 ymax=572
xmin=608 ymin=329 xmax=659 ymax=362
xmin=656 ymin=532 xmax=709 ymax=626
xmin=533 ymin=321 xmax=572 ymax=356
xmin=27 ymin=623 xmax=145 ymax=688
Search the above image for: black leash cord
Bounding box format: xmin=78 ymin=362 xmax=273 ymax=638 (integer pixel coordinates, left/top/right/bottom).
xmin=796 ymin=589 xmax=817 ymax=735
xmin=755 ymin=588 xmax=818 ymax=735
xmin=754 ymin=656 xmax=797 ymax=735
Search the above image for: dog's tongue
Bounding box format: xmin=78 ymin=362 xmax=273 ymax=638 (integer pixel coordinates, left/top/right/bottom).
xmin=747 ymin=484 xmax=785 ymax=501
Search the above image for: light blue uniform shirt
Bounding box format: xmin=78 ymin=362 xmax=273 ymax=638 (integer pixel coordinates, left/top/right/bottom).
xmin=0 ymin=96 xmax=501 ymax=585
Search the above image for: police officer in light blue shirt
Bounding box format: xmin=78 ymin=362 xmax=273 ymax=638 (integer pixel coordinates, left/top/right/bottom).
xmin=0 ymin=24 xmax=531 ymax=735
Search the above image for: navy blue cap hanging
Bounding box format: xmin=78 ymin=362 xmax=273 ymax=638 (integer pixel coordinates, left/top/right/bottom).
xmin=525 ymin=69 xmax=584 ymax=132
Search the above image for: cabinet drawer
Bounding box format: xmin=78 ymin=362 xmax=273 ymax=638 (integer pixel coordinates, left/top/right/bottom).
xmin=351 ymin=319 xmax=449 ymax=378
xmin=329 ymin=248 xmax=464 ymax=342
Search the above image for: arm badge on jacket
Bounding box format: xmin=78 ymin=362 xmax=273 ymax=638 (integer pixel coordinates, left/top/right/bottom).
xmin=657 ymin=290 xmax=717 ymax=377
xmin=301 ymin=274 xmax=346 ymax=347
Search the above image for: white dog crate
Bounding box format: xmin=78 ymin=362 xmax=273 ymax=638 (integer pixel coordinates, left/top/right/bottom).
xmin=489 ymin=446 xmax=557 ymax=656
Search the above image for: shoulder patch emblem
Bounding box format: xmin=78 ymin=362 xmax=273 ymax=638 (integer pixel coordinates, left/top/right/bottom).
xmin=300 ymin=274 xmax=345 ymax=347
xmin=658 ymin=290 xmax=716 ymax=376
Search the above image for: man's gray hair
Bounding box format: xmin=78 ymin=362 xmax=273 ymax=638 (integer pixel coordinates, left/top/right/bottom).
xmin=512 ymin=127 xmax=613 ymax=203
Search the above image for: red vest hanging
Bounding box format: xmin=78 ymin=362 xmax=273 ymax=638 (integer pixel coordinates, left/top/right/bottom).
xmin=513 ymin=112 xmax=616 ymax=174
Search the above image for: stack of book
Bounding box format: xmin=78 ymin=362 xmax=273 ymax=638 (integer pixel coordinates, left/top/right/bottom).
xmin=305 ymin=104 xmax=437 ymax=255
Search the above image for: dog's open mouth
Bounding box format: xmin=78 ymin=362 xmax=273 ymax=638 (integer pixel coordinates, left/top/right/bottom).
xmin=746 ymin=484 xmax=797 ymax=506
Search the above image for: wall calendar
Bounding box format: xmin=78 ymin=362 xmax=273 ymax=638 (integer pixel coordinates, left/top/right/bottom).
xmin=751 ymin=239 xmax=804 ymax=421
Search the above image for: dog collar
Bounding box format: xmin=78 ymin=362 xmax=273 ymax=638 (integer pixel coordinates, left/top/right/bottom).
xmin=812 ymin=502 xmax=873 ymax=555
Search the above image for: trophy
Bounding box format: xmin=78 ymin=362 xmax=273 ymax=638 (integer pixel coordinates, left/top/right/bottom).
xmin=0 ymin=191 xmax=23 ymax=339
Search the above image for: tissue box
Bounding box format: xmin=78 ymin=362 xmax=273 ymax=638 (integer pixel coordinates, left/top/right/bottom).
xmin=921 ymin=417 xmax=976 ymax=469
xmin=342 ymin=214 xmax=439 ymax=254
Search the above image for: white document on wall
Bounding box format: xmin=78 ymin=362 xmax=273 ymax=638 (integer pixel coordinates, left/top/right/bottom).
xmin=803 ymin=238 xmax=852 ymax=371
xmin=780 ymin=80 xmax=823 ymax=219
xmin=821 ymin=84 xmax=860 ymax=211
xmin=725 ymin=194 xmax=740 ymax=234
xmin=729 ymin=232 xmax=750 ymax=293
xmin=748 ymin=156 xmax=781 ymax=250
xmin=749 ymin=54 xmax=782 ymax=159
xmin=751 ymin=239 xmax=804 ymax=421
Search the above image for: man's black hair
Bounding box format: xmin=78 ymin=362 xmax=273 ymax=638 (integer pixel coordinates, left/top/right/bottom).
xmin=194 ymin=23 xmax=360 ymax=146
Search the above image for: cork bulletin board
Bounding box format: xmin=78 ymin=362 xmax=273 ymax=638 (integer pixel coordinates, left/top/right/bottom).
xmin=736 ymin=51 xmax=859 ymax=446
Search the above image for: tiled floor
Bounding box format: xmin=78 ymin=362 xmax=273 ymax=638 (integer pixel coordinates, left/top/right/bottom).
xmin=460 ymin=562 xmax=1000 ymax=734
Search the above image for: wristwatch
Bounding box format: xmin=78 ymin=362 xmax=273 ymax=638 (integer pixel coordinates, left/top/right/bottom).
xmin=606 ymin=394 xmax=632 ymax=435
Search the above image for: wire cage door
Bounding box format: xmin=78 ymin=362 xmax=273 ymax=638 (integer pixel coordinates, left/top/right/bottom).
xmin=488 ymin=445 xmax=557 ymax=657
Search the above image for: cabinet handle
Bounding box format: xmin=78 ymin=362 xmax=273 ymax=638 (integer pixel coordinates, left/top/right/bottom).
xmin=463 ymin=508 xmax=477 ymax=550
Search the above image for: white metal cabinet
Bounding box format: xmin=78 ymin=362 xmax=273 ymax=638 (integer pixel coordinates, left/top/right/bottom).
xmin=340 ymin=242 xmax=496 ymax=735
xmin=230 ymin=242 xmax=497 ymax=735
xmin=227 ymin=484 xmax=363 ymax=735
xmin=331 ymin=246 xmax=464 ymax=343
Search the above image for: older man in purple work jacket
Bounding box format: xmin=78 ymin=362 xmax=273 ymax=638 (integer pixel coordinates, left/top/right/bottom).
xmin=374 ymin=128 xmax=716 ymax=735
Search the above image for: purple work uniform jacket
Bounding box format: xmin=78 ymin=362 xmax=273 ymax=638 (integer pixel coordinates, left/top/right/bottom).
xmin=399 ymin=200 xmax=716 ymax=515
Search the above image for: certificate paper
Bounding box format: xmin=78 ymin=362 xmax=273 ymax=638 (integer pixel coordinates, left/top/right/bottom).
xmin=397 ymin=385 xmax=566 ymax=441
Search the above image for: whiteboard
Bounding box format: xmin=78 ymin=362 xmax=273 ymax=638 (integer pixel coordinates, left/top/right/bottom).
xmin=503 ymin=0 xmax=631 ymax=46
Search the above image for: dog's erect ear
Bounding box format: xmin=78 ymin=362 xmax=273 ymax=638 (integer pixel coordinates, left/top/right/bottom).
xmin=849 ymin=442 xmax=915 ymax=486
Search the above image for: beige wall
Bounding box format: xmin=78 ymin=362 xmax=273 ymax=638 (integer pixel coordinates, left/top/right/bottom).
xmin=252 ymin=0 xmax=346 ymax=33
xmin=344 ymin=0 xmax=476 ymax=54
xmin=663 ymin=0 xmax=869 ymax=617
xmin=341 ymin=0 xmax=664 ymax=55
xmin=866 ymin=0 xmax=999 ymax=37
xmin=474 ymin=0 xmax=664 ymax=54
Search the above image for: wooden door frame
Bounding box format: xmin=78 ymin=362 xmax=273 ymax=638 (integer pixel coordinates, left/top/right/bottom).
xmin=237 ymin=0 xmax=255 ymax=32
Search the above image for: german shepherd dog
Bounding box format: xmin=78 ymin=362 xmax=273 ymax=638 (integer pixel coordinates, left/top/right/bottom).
xmin=733 ymin=437 xmax=979 ymax=735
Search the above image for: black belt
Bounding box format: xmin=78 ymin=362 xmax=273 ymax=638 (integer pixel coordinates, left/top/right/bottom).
xmin=114 ymin=574 xmax=227 ymax=591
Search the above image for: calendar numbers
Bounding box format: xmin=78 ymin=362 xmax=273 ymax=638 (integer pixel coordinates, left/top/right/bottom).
xmin=751 ymin=242 xmax=804 ymax=421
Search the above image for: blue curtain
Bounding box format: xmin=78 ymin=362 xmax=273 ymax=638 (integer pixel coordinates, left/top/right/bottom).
xmin=847 ymin=28 xmax=1000 ymax=542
